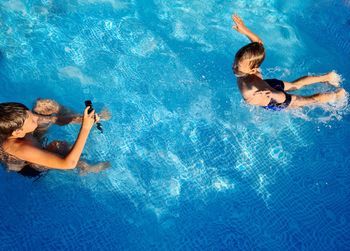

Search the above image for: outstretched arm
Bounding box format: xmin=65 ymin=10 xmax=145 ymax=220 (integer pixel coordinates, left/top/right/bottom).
xmin=232 ymin=14 xmax=263 ymax=44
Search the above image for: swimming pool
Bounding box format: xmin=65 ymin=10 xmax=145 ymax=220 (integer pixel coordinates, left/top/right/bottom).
xmin=0 ymin=0 xmax=350 ymax=250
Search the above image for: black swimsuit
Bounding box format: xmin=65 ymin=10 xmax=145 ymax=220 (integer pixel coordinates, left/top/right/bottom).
xmin=0 ymin=147 xmax=45 ymax=178
xmin=263 ymin=79 xmax=292 ymax=111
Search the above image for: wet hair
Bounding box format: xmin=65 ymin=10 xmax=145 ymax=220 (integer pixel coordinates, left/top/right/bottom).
xmin=233 ymin=42 xmax=265 ymax=76
xmin=0 ymin=103 xmax=29 ymax=144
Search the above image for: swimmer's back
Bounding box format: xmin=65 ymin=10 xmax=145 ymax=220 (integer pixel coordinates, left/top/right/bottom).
xmin=237 ymin=75 xmax=286 ymax=106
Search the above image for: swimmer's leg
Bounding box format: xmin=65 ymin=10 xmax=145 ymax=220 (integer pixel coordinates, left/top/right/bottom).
xmin=78 ymin=161 xmax=110 ymax=176
xmin=33 ymin=98 xmax=82 ymax=126
xmin=288 ymin=88 xmax=346 ymax=108
xmin=46 ymin=140 xmax=110 ymax=175
xmin=284 ymin=71 xmax=341 ymax=91
xmin=32 ymin=99 xmax=62 ymax=142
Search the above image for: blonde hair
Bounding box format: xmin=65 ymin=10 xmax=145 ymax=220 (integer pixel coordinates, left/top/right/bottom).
xmin=233 ymin=42 xmax=265 ymax=76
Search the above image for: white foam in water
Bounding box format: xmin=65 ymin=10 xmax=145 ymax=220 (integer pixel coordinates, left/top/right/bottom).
xmin=269 ymin=144 xmax=292 ymax=165
xmin=290 ymin=93 xmax=349 ymax=124
xmin=155 ymin=0 xmax=227 ymax=52
xmin=265 ymin=66 xmax=291 ymax=79
xmin=104 ymin=20 xmax=114 ymax=30
xmin=107 ymin=166 xmax=147 ymax=207
xmin=256 ymin=174 xmax=271 ymax=204
xmin=78 ymin=0 xmax=128 ymax=9
xmin=172 ymin=21 xmax=187 ymax=41
xmin=189 ymin=95 xmax=214 ymax=121
xmin=151 ymin=106 xmax=175 ymax=125
xmin=169 ymin=178 xmax=181 ymax=197
xmin=2 ymin=0 xmax=27 ymax=15
xmin=58 ymin=66 xmax=94 ymax=85
xmin=116 ymin=17 xmax=165 ymax=58
xmin=65 ymin=38 xmax=87 ymax=66
xmin=189 ymin=128 xmax=198 ymax=144
xmin=328 ymin=71 xmax=342 ymax=87
xmin=213 ymin=177 xmax=235 ymax=191
xmin=130 ymin=33 xmax=159 ymax=57
xmin=107 ymin=163 xmax=183 ymax=218
xmin=233 ymin=128 xmax=256 ymax=174
xmin=167 ymin=151 xmax=187 ymax=171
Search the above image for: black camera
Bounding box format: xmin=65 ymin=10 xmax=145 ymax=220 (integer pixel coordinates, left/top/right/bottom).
xmin=85 ymin=100 xmax=103 ymax=133
xmin=84 ymin=100 xmax=94 ymax=114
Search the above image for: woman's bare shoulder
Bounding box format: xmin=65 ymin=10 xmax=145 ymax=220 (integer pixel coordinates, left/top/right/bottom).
xmin=3 ymin=138 xmax=33 ymax=156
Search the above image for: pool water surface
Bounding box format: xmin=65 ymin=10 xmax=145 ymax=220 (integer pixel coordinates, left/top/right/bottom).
xmin=0 ymin=0 xmax=350 ymax=250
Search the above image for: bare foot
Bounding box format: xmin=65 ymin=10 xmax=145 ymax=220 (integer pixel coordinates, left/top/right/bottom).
xmin=324 ymin=71 xmax=341 ymax=87
xmin=335 ymin=88 xmax=346 ymax=100
xmin=79 ymin=162 xmax=111 ymax=176
xmin=99 ymin=108 xmax=112 ymax=121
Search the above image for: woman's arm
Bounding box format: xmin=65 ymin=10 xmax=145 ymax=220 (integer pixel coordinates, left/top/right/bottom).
xmin=232 ymin=14 xmax=263 ymax=44
xmin=5 ymin=107 xmax=98 ymax=169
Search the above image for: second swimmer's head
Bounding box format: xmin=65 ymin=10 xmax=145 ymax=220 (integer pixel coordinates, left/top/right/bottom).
xmin=233 ymin=42 xmax=265 ymax=76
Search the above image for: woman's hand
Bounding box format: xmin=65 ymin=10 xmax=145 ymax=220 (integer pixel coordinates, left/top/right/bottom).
xmin=232 ymin=14 xmax=248 ymax=34
xmin=82 ymin=106 xmax=97 ymax=130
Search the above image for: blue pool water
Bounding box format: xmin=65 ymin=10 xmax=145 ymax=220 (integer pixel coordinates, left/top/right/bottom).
xmin=1 ymin=0 xmax=350 ymax=250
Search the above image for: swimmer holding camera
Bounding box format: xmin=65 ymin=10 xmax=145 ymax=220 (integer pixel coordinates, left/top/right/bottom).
xmin=0 ymin=99 xmax=110 ymax=177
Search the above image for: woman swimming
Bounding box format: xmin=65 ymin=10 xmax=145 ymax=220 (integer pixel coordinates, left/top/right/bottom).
xmin=0 ymin=99 xmax=110 ymax=177
xmin=232 ymin=14 xmax=346 ymax=111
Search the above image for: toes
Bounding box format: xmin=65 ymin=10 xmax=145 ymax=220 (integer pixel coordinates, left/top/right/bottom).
xmin=336 ymin=88 xmax=346 ymax=99
xmin=327 ymin=72 xmax=341 ymax=87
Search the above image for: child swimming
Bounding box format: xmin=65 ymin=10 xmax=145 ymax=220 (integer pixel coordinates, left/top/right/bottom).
xmin=232 ymin=14 xmax=346 ymax=111
xmin=0 ymin=99 xmax=110 ymax=177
